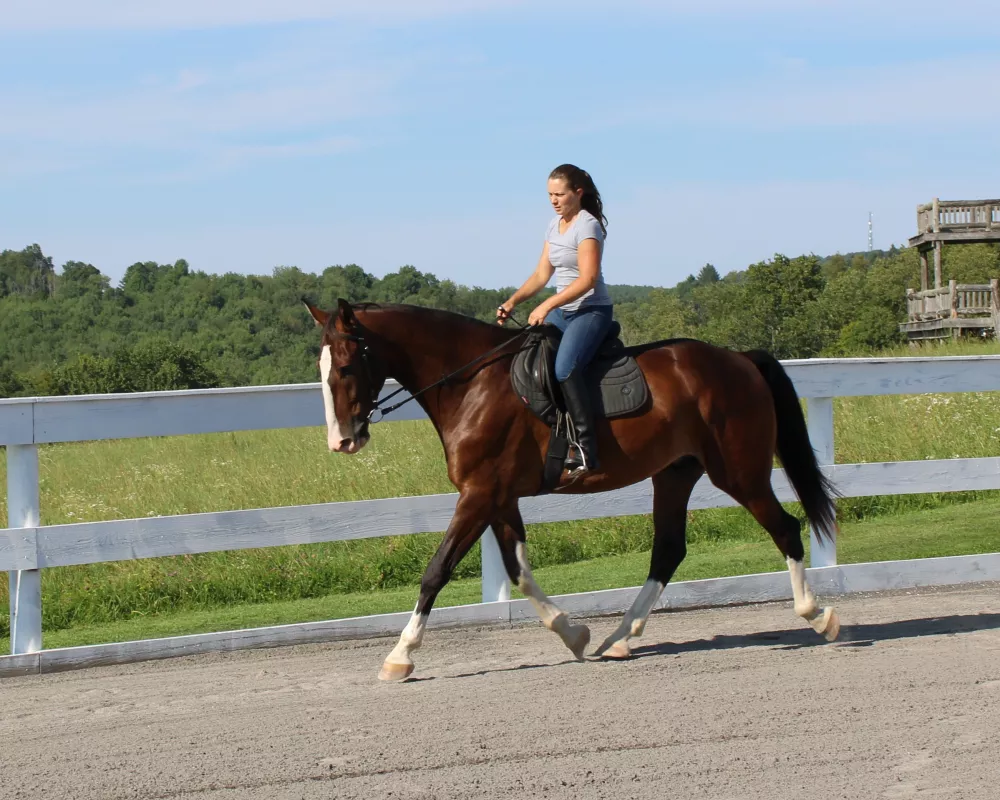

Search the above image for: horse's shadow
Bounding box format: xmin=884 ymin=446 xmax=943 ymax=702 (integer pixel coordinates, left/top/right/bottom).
xmin=629 ymin=612 xmax=1000 ymax=658
xmin=428 ymin=612 xmax=1000 ymax=681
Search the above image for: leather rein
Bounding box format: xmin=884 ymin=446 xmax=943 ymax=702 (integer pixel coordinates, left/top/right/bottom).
xmin=328 ymin=310 xmax=531 ymax=424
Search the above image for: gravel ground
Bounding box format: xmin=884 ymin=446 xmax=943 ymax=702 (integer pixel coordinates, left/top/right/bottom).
xmin=2 ymin=582 xmax=999 ymax=799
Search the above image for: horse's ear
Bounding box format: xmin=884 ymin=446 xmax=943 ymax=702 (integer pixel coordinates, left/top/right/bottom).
xmin=337 ymin=298 xmax=357 ymax=327
xmin=302 ymin=298 xmax=329 ymax=328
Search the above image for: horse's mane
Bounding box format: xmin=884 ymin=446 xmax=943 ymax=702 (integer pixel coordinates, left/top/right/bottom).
xmin=351 ymin=302 xmax=521 ymax=342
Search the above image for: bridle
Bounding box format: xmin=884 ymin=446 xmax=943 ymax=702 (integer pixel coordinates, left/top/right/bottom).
xmin=325 ymin=312 xmax=531 ymax=424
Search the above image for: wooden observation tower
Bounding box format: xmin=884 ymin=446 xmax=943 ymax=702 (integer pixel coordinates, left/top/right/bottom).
xmin=900 ymin=198 xmax=1000 ymax=342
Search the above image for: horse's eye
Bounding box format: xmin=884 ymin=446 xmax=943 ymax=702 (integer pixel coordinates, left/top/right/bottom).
xmin=338 ymin=366 xmax=353 ymax=378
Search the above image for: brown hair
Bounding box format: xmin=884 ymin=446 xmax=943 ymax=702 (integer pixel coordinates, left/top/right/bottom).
xmin=549 ymin=163 xmax=607 ymax=236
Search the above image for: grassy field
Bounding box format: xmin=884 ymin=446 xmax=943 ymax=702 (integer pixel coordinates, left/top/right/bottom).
xmin=3 ymin=497 xmax=999 ymax=653
xmin=2 ymin=338 xmax=1000 ymax=642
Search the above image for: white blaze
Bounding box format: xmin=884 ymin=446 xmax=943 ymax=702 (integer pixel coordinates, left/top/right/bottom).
xmin=320 ymin=345 xmax=349 ymax=451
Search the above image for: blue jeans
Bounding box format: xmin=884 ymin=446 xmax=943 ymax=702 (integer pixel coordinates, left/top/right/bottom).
xmin=544 ymin=305 xmax=615 ymax=382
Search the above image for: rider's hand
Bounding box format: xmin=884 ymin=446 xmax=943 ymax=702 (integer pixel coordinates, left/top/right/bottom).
xmin=496 ymin=302 xmax=514 ymax=325
xmin=527 ymin=305 xmax=549 ymax=327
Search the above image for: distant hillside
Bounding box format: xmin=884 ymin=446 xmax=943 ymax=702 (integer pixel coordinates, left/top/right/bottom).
xmin=2 ymin=241 xmax=998 ymax=397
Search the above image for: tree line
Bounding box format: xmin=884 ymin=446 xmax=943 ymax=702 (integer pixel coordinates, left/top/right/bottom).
xmin=2 ymin=241 xmax=999 ymax=398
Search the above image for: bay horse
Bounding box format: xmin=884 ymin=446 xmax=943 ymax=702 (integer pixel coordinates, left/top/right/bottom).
xmin=303 ymin=299 xmax=841 ymax=682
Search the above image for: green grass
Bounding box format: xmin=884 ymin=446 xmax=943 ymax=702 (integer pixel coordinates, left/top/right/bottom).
xmin=4 ymin=497 xmax=999 ymax=653
xmin=2 ymin=338 xmax=1000 ymax=642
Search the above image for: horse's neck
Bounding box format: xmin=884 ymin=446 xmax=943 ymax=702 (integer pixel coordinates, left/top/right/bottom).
xmin=357 ymin=306 xmax=510 ymax=394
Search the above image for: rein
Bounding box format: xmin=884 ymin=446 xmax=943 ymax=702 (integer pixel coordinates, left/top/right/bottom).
xmin=331 ymin=309 xmax=533 ymax=424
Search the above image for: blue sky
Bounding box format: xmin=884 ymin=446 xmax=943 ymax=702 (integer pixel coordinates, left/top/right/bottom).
xmin=2 ymin=1 xmax=998 ymax=289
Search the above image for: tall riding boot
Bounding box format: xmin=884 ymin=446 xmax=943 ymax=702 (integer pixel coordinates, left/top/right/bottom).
xmin=559 ymin=369 xmax=600 ymax=473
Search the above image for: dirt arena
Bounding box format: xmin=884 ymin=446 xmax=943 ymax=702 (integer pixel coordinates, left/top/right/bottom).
xmin=2 ymin=582 xmax=998 ymax=799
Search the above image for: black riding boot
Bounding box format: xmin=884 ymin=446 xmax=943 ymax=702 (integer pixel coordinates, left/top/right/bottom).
xmin=559 ymin=369 xmax=600 ymax=474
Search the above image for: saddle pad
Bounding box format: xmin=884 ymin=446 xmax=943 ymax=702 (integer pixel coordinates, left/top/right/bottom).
xmin=510 ymin=334 xmax=649 ymax=426
xmin=590 ymin=352 xmax=648 ymax=418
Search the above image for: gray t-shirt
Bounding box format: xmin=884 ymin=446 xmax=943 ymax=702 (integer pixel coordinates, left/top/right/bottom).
xmin=546 ymin=209 xmax=612 ymax=312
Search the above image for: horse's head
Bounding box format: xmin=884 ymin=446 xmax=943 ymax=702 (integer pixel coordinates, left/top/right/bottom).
xmin=303 ymin=298 xmax=385 ymax=454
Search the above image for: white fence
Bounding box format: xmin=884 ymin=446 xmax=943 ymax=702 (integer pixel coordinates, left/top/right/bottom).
xmin=3 ymin=355 xmax=1000 ymax=676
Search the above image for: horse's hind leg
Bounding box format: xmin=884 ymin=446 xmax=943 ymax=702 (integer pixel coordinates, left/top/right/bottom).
xmin=595 ymin=456 xmax=705 ymax=659
xmin=492 ymin=506 xmax=591 ymax=661
xmin=742 ymin=487 xmax=840 ymax=641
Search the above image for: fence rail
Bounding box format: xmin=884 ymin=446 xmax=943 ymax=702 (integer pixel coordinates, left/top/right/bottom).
xmin=906 ymin=280 xmax=1000 ymax=321
xmin=4 ymin=355 xmax=1000 ymax=665
xmin=916 ymin=198 xmax=1000 ymax=234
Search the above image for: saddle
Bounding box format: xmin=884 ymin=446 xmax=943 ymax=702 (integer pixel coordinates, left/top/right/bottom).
xmin=510 ymin=321 xmax=649 ymax=492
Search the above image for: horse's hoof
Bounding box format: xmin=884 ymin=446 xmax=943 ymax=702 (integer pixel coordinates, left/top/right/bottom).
xmin=821 ymin=608 xmax=841 ymax=642
xmin=602 ymin=640 xmax=631 ymax=660
xmin=567 ymin=624 xmax=591 ymax=662
xmin=809 ymin=607 xmax=840 ymax=642
xmin=378 ymin=660 xmax=414 ymax=682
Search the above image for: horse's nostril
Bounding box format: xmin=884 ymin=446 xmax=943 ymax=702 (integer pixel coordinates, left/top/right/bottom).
xmin=339 ymin=438 xmax=352 ymax=451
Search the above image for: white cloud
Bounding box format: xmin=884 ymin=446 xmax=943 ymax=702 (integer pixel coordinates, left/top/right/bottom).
xmin=0 ymin=63 xmax=393 ymax=147
xmin=124 ymin=136 xmax=365 ymax=184
xmin=4 ymin=0 xmax=998 ymax=31
xmin=0 ymin=32 xmax=413 ymax=178
xmin=0 ymin=0 xmax=529 ymax=31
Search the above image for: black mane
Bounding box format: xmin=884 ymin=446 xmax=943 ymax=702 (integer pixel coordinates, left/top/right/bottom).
xmin=350 ymin=302 xmax=522 ymax=342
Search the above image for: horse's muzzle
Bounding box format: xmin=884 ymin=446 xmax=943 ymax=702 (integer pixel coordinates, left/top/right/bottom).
xmin=329 ymin=433 xmax=370 ymax=454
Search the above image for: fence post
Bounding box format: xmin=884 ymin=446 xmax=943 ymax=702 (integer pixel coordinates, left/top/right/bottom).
xmin=805 ymin=397 xmax=837 ymax=568
xmin=480 ymin=527 xmax=511 ymax=604
xmin=7 ymin=444 xmax=42 ymax=655
xmin=990 ymin=279 xmax=1000 ymax=339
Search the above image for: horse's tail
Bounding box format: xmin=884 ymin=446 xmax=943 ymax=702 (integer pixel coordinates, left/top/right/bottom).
xmin=743 ymin=349 xmax=840 ymax=544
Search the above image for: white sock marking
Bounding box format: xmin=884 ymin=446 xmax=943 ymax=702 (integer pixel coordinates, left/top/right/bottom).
xmin=515 ymin=542 xmax=574 ymax=641
xmin=624 ymin=579 xmax=665 ymax=637
xmin=787 ymin=557 xmax=819 ymax=619
xmin=386 ymin=609 xmax=427 ymax=666
xmin=598 ymin=578 xmax=664 ymax=654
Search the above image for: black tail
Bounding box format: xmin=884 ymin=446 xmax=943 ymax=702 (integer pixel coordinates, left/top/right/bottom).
xmin=744 ymin=350 xmax=840 ymax=544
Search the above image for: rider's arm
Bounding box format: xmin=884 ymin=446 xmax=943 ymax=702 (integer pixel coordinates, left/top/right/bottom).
xmin=500 ymin=242 xmax=555 ymax=312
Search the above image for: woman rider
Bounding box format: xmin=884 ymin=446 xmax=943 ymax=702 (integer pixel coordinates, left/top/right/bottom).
xmin=497 ymin=163 xmax=614 ymax=475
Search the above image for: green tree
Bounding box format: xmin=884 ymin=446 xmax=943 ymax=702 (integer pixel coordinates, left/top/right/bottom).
xmin=943 ymin=244 xmax=1000 ymax=284
xmin=51 ymin=340 xmax=220 ymax=395
xmin=55 ymin=261 xmax=109 ymax=300
xmin=716 ymin=254 xmax=828 ymax=357
xmin=835 ymin=307 xmax=902 ymax=354
xmin=0 ymin=364 xmax=25 ymax=398
xmin=618 ymin=289 xmax=694 ymax=345
xmin=0 ymin=244 xmax=56 ymax=299
xmin=696 ymin=263 xmax=720 ymax=285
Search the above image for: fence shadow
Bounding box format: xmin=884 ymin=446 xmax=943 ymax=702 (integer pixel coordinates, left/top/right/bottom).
xmin=628 ymin=612 xmax=1000 ymax=659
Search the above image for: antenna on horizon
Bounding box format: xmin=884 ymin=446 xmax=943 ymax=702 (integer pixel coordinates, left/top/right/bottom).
xmin=868 ymin=212 xmax=874 ymax=252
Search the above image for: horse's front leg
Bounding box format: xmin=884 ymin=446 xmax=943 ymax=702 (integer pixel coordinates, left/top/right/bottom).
xmin=379 ymin=488 xmax=494 ymax=682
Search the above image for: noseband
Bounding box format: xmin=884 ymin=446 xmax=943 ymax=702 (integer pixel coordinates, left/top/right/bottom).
xmin=326 ymin=330 xmax=386 ymax=423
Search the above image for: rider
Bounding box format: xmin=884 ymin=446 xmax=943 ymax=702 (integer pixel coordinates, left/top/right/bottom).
xmin=497 ymin=164 xmax=614 ymax=475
